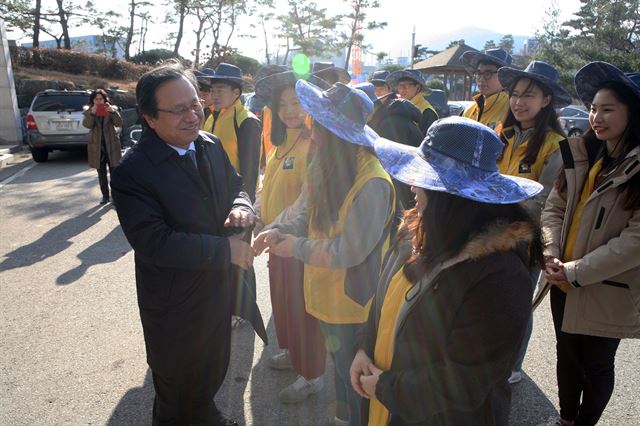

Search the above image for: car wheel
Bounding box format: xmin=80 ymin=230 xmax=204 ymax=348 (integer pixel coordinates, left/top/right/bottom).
xmin=31 ymin=148 xmax=49 ymax=162
xmin=568 ymin=129 xmax=582 ymax=137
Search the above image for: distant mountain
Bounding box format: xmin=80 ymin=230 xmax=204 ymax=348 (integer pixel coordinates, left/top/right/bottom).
xmin=417 ymin=26 xmax=533 ymax=54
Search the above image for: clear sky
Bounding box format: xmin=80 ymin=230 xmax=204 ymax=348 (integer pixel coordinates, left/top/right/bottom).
xmin=8 ymin=0 xmax=583 ymax=64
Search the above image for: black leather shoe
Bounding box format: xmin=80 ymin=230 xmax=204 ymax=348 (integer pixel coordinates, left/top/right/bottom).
xmin=99 ymin=196 xmax=110 ymax=205
xmin=213 ymin=414 xmax=239 ymax=426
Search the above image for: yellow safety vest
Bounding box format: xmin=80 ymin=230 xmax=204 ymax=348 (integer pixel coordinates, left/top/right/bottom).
xmin=201 ymin=98 xmax=255 ymax=171
xmin=304 ymin=150 xmax=394 ymax=324
xmin=463 ymin=91 xmax=510 ymax=131
xmin=369 ymin=268 xmax=413 ymax=425
xmin=261 ymin=128 xmax=311 ymax=225
xmin=410 ymin=92 xmax=437 ymax=117
xmin=498 ymin=128 xmax=564 ymax=181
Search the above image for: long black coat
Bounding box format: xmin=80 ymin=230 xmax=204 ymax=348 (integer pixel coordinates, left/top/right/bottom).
xmin=111 ymin=129 xmax=256 ymax=378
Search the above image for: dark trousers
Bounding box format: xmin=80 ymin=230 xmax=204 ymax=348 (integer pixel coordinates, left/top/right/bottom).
xmin=550 ymin=287 xmax=620 ymax=425
xmin=269 ymin=254 xmax=326 ymax=379
xmin=150 ymin=310 xmax=232 ymax=425
xmin=98 ymin=155 xmax=112 ymax=198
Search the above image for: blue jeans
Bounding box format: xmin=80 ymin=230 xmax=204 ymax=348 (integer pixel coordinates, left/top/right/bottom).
xmin=319 ymin=321 xmax=362 ymax=426
xmin=513 ymin=269 xmax=540 ymax=372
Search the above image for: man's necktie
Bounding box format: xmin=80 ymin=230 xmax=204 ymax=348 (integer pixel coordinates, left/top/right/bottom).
xmin=185 ymin=149 xmax=198 ymax=169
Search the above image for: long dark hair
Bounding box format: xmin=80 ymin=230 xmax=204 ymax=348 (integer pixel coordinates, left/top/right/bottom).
xmin=89 ymin=88 xmax=111 ymax=106
xmin=502 ymin=77 xmax=566 ymax=166
xmin=396 ymin=190 xmax=544 ymax=284
xmin=270 ymin=85 xmax=308 ymax=146
xmin=555 ymin=81 xmax=640 ymax=210
xmin=307 ymin=123 xmax=359 ymax=233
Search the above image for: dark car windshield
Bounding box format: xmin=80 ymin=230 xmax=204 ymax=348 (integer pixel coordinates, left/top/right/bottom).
xmin=32 ymin=95 xmax=89 ymax=112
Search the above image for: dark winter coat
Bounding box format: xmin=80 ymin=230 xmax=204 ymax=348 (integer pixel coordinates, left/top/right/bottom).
xmin=358 ymin=220 xmax=536 ymax=426
xmin=111 ymin=129 xmax=261 ymax=378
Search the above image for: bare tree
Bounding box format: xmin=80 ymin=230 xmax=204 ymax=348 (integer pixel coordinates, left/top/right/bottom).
xmin=207 ymin=0 xmax=248 ymax=65
xmin=340 ymin=0 xmax=386 ymax=69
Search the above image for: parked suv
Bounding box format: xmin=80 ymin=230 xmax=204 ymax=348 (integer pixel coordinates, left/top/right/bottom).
xmin=25 ymin=90 xmax=92 ymax=162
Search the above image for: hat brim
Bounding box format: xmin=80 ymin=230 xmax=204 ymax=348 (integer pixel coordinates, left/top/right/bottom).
xmin=462 ymin=51 xmax=511 ymax=70
xmin=575 ymin=61 xmax=640 ymax=107
xmin=208 ymin=76 xmax=254 ymax=91
xmin=386 ymin=70 xmax=427 ymax=89
xmin=374 ymin=137 xmax=542 ymax=204
xmin=296 ymin=80 xmax=378 ymax=149
xmin=312 ymin=67 xmax=351 ymax=84
xmin=370 ymin=78 xmax=388 ymax=85
xmin=255 ymin=72 xmax=329 ymax=108
xmin=498 ymin=67 xmax=572 ymax=108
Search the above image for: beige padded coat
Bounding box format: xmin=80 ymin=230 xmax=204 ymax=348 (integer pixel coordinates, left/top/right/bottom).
xmin=541 ymin=138 xmax=640 ymax=339
xmin=82 ymin=108 xmax=123 ymax=169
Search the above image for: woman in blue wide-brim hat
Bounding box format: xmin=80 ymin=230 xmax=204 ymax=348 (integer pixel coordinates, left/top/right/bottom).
xmin=254 ymin=81 xmax=396 ymax=426
xmin=351 ymin=116 xmax=545 ymax=425
xmin=537 ymin=61 xmax=640 ymax=426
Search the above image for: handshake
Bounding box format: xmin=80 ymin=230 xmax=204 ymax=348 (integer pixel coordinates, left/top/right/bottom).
xmin=225 ymin=209 xmax=294 ymax=270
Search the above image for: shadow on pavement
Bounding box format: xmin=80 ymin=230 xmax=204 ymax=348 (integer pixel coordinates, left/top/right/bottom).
xmin=214 ymin=318 xmax=256 ymax=426
xmin=13 ymin=150 xmax=90 ymax=184
xmin=56 ymin=223 xmax=131 ymax=285
xmin=509 ymin=371 xmax=558 ymax=425
xmin=107 ymin=368 xmax=154 ymax=426
xmin=0 ymin=204 xmax=111 ymax=272
xmin=249 ymin=316 xmax=334 ymax=426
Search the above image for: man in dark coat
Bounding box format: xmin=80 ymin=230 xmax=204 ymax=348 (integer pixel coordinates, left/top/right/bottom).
xmin=111 ymin=64 xmax=255 ymax=426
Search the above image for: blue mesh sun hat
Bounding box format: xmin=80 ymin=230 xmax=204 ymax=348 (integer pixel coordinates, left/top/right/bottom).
xmin=574 ymin=61 xmax=640 ymax=107
xmin=295 ymin=80 xmax=379 ymax=148
xmin=374 ymin=116 xmax=542 ymax=204
xmin=498 ymin=61 xmax=572 ymax=108
xmin=255 ymin=71 xmax=329 ymax=109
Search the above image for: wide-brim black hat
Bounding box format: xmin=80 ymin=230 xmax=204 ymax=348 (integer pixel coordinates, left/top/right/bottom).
xmin=462 ymin=48 xmax=513 ymax=70
xmin=311 ymin=62 xmax=351 ymax=84
xmin=574 ymin=61 xmax=640 ymax=107
xmin=255 ymin=71 xmax=329 ymax=108
xmin=498 ymin=61 xmax=572 ymax=108
xmin=206 ymin=63 xmax=254 ymax=91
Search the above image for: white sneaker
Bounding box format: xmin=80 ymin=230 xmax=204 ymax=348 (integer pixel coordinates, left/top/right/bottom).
xmin=267 ymin=350 xmax=293 ymax=370
xmin=331 ymin=416 xmax=349 ymax=426
xmin=508 ymin=370 xmax=522 ymax=384
xmin=279 ymin=375 xmax=324 ymax=403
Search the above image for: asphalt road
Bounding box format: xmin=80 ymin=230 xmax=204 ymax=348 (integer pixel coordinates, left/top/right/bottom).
xmin=1 ymin=151 xmax=638 ymax=426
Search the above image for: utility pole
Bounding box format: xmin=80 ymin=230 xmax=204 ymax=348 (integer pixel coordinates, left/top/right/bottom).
xmin=410 ymin=26 xmax=415 ymax=69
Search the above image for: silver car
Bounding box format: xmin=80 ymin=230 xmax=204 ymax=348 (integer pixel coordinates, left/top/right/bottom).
xmin=558 ymin=105 xmax=590 ymax=138
xmin=25 ymin=90 xmax=91 ymax=162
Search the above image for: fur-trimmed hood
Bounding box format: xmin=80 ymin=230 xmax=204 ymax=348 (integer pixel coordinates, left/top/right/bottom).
xmin=460 ymin=219 xmax=537 ymax=261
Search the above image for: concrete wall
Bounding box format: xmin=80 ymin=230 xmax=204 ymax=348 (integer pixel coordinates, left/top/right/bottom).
xmin=0 ymin=19 xmax=23 ymax=145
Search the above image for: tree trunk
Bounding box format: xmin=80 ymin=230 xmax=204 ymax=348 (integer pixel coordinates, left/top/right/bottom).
xmin=262 ymin=18 xmax=270 ymax=64
xmin=124 ymin=0 xmax=136 ymax=60
xmin=173 ymin=0 xmax=187 ymax=55
xmin=56 ymin=0 xmax=71 ymax=49
xmin=33 ymin=0 xmax=41 ymax=47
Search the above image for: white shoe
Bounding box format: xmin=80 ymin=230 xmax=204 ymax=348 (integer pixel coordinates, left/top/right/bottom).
xmin=508 ymin=370 xmax=522 ymax=384
xmin=331 ymin=416 xmax=349 ymax=426
xmin=267 ymin=350 xmax=293 ymax=370
xmin=279 ymin=375 xmax=324 ymax=403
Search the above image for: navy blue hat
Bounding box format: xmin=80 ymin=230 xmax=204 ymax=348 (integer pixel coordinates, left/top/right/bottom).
xmin=370 ymin=70 xmax=390 ymax=85
xmin=311 ymin=62 xmax=351 ymax=84
xmin=499 ymin=61 xmax=572 ymax=108
xmin=575 ymin=61 xmax=640 ymax=107
xmin=355 ymin=82 xmax=378 ymax=102
xmin=193 ymin=67 xmax=216 ymax=78
xmin=209 ymin=63 xmax=253 ymax=90
xmin=462 ymin=48 xmax=513 ymax=69
xmin=255 ymin=64 xmax=289 ymax=82
xmin=296 ymin=80 xmax=378 ymax=148
xmin=374 ymin=116 xmax=542 ymax=204
xmin=255 ymin=71 xmax=329 ymax=108
xmin=386 ymin=69 xmax=427 ymax=89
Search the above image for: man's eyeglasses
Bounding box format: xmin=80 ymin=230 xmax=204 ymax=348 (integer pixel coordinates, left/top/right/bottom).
xmin=473 ymin=70 xmax=498 ymax=80
xmin=157 ymin=101 xmax=204 ymax=117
